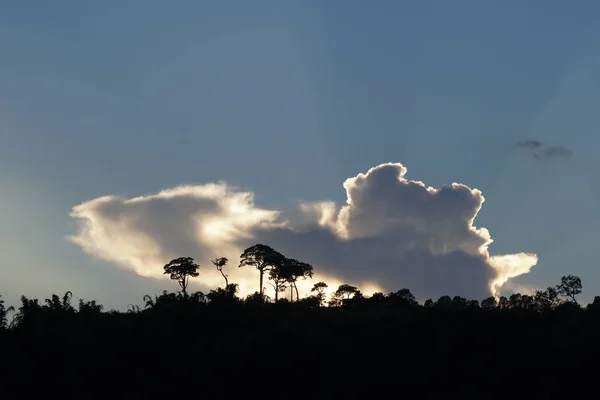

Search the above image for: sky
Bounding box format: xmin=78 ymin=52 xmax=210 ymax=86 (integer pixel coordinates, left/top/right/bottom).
xmin=2 ymin=1 xmax=600 ymax=309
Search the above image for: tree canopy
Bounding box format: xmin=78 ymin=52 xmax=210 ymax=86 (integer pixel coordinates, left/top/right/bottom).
xmin=556 ymin=275 xmax=582 ymax=304
xmin=163 ymin=257 xmax=200 ymax=297
xmin=238 ymin=244 xmax=285 ymax=298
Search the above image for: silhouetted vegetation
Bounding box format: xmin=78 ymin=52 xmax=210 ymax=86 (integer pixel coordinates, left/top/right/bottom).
xmin=0 ymin=244 xmax=596 ymax=390
xmin=211 ymin=256 xmax=229 ymax=287
xmin=238 ymin=244 xmax=284 ymax=298
xmin=163 ymin=256 xmax=200 ymax=297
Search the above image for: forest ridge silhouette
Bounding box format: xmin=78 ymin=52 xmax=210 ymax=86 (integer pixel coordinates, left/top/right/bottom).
xmin=1 ymin=243 xmax=597 ymax=391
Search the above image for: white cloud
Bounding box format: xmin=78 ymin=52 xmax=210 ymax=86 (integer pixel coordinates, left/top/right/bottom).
xmin=69 ymin=162 xmax=537 ymax=301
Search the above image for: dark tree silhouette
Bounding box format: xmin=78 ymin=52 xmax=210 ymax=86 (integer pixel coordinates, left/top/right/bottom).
xmin=452 ymin=296 xmax=468 ymax=309
xmin=534 ymin=287 xmax=561 ymax=311
xmin=143 ymin=290 xmax=185 ymax=310
xmin=143 ymin=294 xmax=157 ymax=309
xmin=588 ymin=296 xmax=600 ymax=312
xmin=522 ymin=295 xmax=535 ymax=310
xmin=78 ymin=299 xmax=103 ymax=314
xmin=311 ymin=282 xmax=328 ymax=294
xmin=2 ymin=271 xmax=600 ymax=390
xmin=0 ymin=295 xmax=7 ymax=329
xmin=268 ymin=261 xmax=288 ymax=302
xmin=330 ymin=284 xmax=359 ymax=306
xmin=341 ymin=289 xmax=366 ymax=308
xmin=481 ymin=296 xmax=497 ymax=309
xmin=281 ymin=258 xmax=313 ymax=302
xmin=498 ymin=296 xmax=509 ymax=309
xmin=436 ymin=295 xmax=452 ymax=309
xmin=556 ymin=275 xmax=582 ymax=304
xmin=388 ymin=289 xmax=418 ymax=308
xmin=245 ymin=291 xmax=271 ymax=305
xmin=128 ymin=304 xmax=142 ymax=313
xmin=298 ymin=294 xmax=321 ymax=308
xmin=268 ymin=258 xmax=313 ymax=301
xmin=207 ymin=283 xmax=240 ymax=305
xmin=45 ymin=291 xmax=74 ymax=312
xmin=311 ymin=282 xmax=328 ymax=307
xmin=238 ymin=244 xmax=285 ymax=298
xmin=163 ymin=257 xmax=200 ymax=297
xmin=467 ymin=299 xmax=480 ymax=309
xmin=335 ymin=284 xmax=359 ymax=299
xmin=509 ymin=293 xmax=522 ymax=309
xmin=212 ymin=257 xmax=229 ymax=287
xmin=368 ymin=292 xmax=386 ymax=307
xmin=12 ymin=295 xmax=41 ymax=327
xmin=189 ymin=291 xmax=207 ymax=306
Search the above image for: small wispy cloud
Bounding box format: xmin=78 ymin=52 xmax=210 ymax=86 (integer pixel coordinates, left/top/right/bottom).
xmin=515 ymin=139 xmax=573 ymax=161
xmin=543 ymin=145 xmax=573 ymax=159
xmin=515 ymin=139 xmax=543 ymax=150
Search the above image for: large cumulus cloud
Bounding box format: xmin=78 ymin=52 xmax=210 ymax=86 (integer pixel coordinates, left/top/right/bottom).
xmin=69 ymin=163 xmax=537 ymax=301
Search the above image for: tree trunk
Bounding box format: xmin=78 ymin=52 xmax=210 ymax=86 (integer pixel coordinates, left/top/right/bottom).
xmin=274 ymin=282 xmax=279 ymax=301
xmin=259 ymin=269 xmax=264 ymax=297
xmin=182 ymin=277 xmax=188 ymax=297
xmin=220 ymin=269 xmax=228 ymax=287
xmin=290 ymin=286 xmax=293 ymax=301
xmin=294 ymin=283 xmax=300 ymax=303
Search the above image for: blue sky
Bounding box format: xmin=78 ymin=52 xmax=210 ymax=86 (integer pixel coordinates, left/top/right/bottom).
xmin=2 ymin=1 xmax=600 ymax=308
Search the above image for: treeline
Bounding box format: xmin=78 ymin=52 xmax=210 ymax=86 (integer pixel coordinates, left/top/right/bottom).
xmin=139 ymin=243 xmax=593 ymax=310
xmin=0 ymin=243 xmax=596 ymax=329
xmin=1 ymin=243 xmax=599 ymax=390
xmin=0 ymin=271 xmax=595 ymax=332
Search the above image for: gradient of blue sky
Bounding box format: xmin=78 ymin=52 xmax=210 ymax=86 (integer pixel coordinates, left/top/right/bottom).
xmin=2 ymin=1 xmax=600 ymax=308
